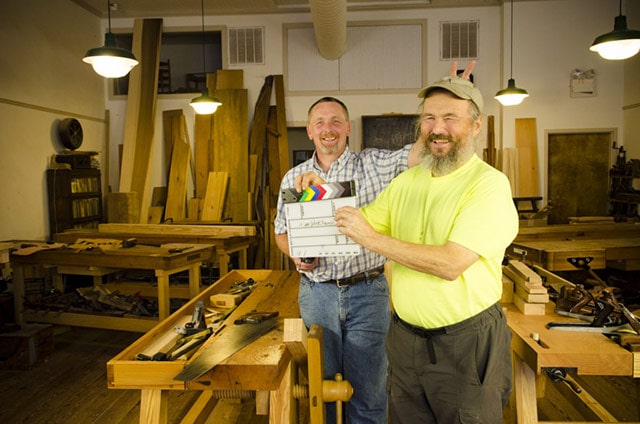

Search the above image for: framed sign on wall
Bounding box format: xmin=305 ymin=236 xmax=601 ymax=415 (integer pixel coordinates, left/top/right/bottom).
xmin=362 ymin=114 xmax=419 ymax=151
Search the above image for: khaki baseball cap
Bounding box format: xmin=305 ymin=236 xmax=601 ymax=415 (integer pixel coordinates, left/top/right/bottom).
xmin=418 ymin=76 xmax=483 ymax=113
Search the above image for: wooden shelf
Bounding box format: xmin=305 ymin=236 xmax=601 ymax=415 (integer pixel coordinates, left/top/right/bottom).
xmin=47 ymin=168 xmax=102 ymax=238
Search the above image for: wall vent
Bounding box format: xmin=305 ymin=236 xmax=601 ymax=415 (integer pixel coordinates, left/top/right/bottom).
xmin=440 ymin=21 xmax=478 ymax=60
xmin=228 ymin=27 xmax=264 ymax=65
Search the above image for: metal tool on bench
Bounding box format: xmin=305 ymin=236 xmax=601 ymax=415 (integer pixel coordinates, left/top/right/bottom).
xmin=547 ymin=285 xmax=638 ymax=334
xmin=175 ymin=300 xmax=207 ymax=335
xmin=136 ymin=301 xmax=214 ymax=361
xmin=228 ymin=277 xmax=258 ymax=295
xmin=136 ymin=327 xmax=213 ymax=361
xmin=234 ymin=310 xmax=278 ymax=325
xmin=173 ymin=316 xmax=279 ymax=382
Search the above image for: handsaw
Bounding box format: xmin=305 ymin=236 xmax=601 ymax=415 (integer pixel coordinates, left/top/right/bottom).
xmin=173 ymin=319 xmax=278 ymax=382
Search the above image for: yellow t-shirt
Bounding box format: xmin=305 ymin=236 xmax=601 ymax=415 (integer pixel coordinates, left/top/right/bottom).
xmin=361 ymin=155 xmax=518 ymax=328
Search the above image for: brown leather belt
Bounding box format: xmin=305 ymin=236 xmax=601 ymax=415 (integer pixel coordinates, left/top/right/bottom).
xmin=320 ymin=266 xmax=385 ymax=287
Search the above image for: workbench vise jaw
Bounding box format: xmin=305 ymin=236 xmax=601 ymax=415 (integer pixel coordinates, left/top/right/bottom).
xmin=284 ymin=319 xmax=353 ymax=424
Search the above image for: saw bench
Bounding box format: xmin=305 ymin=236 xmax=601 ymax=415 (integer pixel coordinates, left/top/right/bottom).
xmin=10 ymin=243 xmax=213 ymax=332
xmin=505 ymin=302 xmax=639 ymax=423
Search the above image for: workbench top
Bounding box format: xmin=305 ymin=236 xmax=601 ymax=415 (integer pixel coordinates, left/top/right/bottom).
xmin=10 ymin=243 xmax=214 ymax=270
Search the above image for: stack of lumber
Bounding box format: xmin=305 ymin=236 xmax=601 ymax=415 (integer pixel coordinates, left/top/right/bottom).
xmin=502 ymin=260 xmax=549 ymax=315
xmin=109 ymin=20 xmax=288 ymax=269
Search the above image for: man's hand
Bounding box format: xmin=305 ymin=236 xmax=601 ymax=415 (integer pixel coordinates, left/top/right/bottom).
xmin=295 ymin=171 xmax=326 ymax=192
xmin=334 ymin=206 xmax=377 ymax=248
xmin=450 ymin=60 xmax=476 ymax=80
xmin=293 ymin=256 xmax=318 ymax=272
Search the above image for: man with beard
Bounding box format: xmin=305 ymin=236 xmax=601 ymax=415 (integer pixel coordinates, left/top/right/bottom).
xmin=334 ymin=75 xmax=519 ymax=423
xmin=273 ymin=95 xmax=422 ymax=423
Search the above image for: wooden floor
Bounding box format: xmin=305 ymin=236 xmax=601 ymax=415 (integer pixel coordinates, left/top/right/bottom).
xmin=0 ymin=325 xmax=268 ymax=424
xmin=0 ymin=324 xmax=638 ymax=423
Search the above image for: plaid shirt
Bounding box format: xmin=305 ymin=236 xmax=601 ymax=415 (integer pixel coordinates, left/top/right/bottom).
xmin=274 ymin=145 xmax=412 ymax=281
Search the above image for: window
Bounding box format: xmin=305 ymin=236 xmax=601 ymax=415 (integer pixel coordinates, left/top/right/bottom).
xmin=111 ymin=31 xmax=223 ymax=96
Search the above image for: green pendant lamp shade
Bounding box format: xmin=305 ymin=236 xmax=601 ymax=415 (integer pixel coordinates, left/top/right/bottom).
xmin=495 ymin=0 xmax=529 ymax=106
xmin=83 ymin=1 xmax=138 ymax=78
xmin=190 ymin=0 xmax=222 ymax=115
xmin=590 ymin=1 xmax=640 ymax=60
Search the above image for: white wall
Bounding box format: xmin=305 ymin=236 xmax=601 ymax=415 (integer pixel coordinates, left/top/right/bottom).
xmin=500 ymin=0 xmax=629 ymax=198
xmin=623 ymin=0 xmax=640 ymax=160
xmin=0 ymin=0 xmax=637 ymax=241
xmin=104 ymin=0 xmax=635 ymax=200
xmin=0 ymin=0 xmax=106 ymax=240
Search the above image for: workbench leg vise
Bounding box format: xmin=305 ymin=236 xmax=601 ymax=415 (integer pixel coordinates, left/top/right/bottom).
xmin=284 ymin=319 xmax=354 ymax=424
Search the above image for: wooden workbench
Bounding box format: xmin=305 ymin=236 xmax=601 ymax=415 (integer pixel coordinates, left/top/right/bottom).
xmin=515 ymin=222 xmax=640 ymax=242
xmin=10 ymin=243 xmax=214 ymax=332
xmin=107 ymin=269 xmax=301 ymax=424
xmin=505 ymin=302 xmax=639 ymax=423
xmin=507 ymin=237 xmax=640 ymax=271
xmin=53 ymin=223 xmax=257 ymax=275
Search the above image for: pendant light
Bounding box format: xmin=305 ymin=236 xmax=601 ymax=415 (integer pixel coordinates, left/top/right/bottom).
xmin=83 ymin=0 xmax=138 ymax=78
xmin=190 ymin=0 xmax=222 ymax=115
xmin=495 ymin=0 xmax=529 ymax=106
xmin=590 ymin=0 xmax=640 ymax=60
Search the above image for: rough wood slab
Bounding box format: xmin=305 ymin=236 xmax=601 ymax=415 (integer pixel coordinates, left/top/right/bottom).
xmin=212 ymin=89 xmax=249 ymax=222
xmin=515 ymin=222 xmax=640 ymax=242
xmin=201 ymin=171 xmax=228 ymax=221
xmin=164 ymin=138 xmax=190 ymax=222
xmin=99 ymin=223 xmax=256 ymax=237
xmin=118 ymin=19 xmax=163 ymax=222
xmin=162 ymin=109 xmax=183 ymax=173
xmin=515 ymin=117 xmax=539 ymax=197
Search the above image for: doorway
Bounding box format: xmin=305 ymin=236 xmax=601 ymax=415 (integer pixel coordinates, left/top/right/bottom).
xmin=546 ymin=131 xmax=615 ymax=224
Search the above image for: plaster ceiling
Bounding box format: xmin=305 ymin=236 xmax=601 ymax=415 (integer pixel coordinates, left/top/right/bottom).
xmin=72 ymin=0 xmax=523 ymax=18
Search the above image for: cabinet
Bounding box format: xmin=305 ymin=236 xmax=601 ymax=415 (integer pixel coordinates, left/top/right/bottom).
xmin=608 ymin=158 xmax=640 ymax=222
xmin=46 ymin=168 xmax=102 ymax=238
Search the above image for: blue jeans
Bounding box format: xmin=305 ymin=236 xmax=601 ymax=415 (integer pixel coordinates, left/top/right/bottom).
xmin=299 ymin=273 xmax=391 ymax=424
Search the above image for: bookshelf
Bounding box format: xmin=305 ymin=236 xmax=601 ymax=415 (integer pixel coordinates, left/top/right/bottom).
xmin=46 ymin=168 xmax=102 ymax=238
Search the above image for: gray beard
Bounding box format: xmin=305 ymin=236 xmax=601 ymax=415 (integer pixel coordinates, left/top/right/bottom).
xmin=420 ymin=136 xmax=475 ymax=176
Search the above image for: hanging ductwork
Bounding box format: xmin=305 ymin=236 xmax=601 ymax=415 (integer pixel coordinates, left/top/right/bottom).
xmin=309 ymin=0 xmax=347 ymax=60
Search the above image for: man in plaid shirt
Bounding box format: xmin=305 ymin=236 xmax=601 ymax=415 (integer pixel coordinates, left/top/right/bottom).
xmin=274 ymin=96 xmax=420 ymax=423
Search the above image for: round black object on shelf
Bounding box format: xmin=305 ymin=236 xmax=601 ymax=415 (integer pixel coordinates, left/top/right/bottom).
xmin=58 ymin=118 xmax=83 ymax=150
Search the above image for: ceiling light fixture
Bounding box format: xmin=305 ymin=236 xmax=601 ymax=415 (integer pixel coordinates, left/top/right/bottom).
xmin=495 ymin=0 xmax=529 ymax=106
xmin=189 ymin=0 xmax=222 ymax=115
xmin=590 ymin=0 xmax=640 ymax=60
xmin=82 ymin=0 xmax=139 ymax=78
